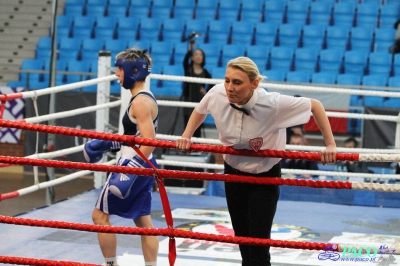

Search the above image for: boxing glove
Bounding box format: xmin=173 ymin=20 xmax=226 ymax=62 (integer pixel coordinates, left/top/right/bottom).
xmin=83 ymin=139 xmax=121 ymax=163
xmin=109 ymin=155 xmax=146 ymax=199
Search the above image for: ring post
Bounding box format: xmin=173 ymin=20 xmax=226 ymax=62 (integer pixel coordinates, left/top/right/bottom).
xmin=94 ymin=51 xmax=111 ymax=189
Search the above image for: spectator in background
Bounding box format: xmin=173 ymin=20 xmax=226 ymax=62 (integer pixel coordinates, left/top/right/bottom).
xmin=339 ymin=137 xmax=371 ymax=173
xmin=389 ymin=19 xmax=400 ymax=54
xmin=182 ymin=39 xmax=211 ymax=138
xmin=281 ymin=133 xmax=318 ymax=178
xmin=286 ymin=94 xmax=308 ymax=145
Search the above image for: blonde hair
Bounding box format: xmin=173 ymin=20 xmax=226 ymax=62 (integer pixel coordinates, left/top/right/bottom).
xmin=116 ymin=47 xmax=153 ymax=67
xmin=227 ymin=56 xmax=265 ymax=82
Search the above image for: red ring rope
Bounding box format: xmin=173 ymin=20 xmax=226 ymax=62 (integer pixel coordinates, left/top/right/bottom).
xmin=0 ymin=119 xmax=359 ymax=162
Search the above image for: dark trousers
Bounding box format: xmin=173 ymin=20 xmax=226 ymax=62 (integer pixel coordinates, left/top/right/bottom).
xmin=224 ymin=162 xmax=281 ymax=266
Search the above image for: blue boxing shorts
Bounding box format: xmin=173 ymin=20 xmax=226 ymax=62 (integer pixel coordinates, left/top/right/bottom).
xmin=95 ymin=155 xmax=157 ymax=220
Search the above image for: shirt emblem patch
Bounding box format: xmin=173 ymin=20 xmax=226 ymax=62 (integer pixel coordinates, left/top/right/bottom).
xmin=249 ymin=137 xmax=263 ymax=152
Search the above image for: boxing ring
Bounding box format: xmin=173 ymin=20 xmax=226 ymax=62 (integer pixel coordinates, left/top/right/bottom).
xmin=0 ymin=53 xmax=399 ymax=266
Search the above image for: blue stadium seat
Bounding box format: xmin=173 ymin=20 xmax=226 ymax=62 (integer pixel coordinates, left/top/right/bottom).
xmin=264 ymin=0 xmax=287 ymax=24
xmin=93 ymin=28 xmax=116 ymax=39
xmin=308 ymin=1 xmax=333 ymax=26
xmin=362 ymin=74 xmax=388 ymax=107
xmin=159 ymin=65 xmax=184 ymax=98
xmin=294 ymin=48 xmax=319 ymax=73
xmin=64 ymin=4 xmax=84 ymax=16
xmin=336 ymin=73 xmax=362 ymax=106
xmin=206 ymin=20 xmax=232 ymax=44
xmin=71 ymin=28 xmax=94 ymax=39
xmin=37 ymin=37 xmax=52 ymax=50
xmin=367 ymin=52 xmax=393 ymax=76
xmin=82 ymin=39 xmax=105 ymax=53
xmin=87 ymin=0 xmax=107 ymax=6
xmin=219 ymin=0 xmax=241 ymax=10
xmin=240 ymin=9 xmax=264 ymax=23
xmin=211 ymin=67 xmax=226 ymax=79
xmin=196 ymin=0 xmax=219 ymax=10
xmin=221 ymin=44 xmax=246 ymax=65
xmin=57 ymin=27 xmax=72 ymax=38
xmin=137 ymin=18 xmax=163 ymax=41
xmin=160 ymin=18 xmax=186 ymax=42
xmin=361 ymin=0 xmax=381 ymax=4
xmin=59 ymin=37 xmax=82 ymax=52
xmin=285 ymin=0 xmax=311 ymax=25
xmin=318 ymin=49 xmax=344 ymax=74
xmin=107 ymin=6 xmax=129 ymax=18
xmin=152 ymin=0 xmax=173 ymax=8
xmin=286 ymin=71 xmax=311 ymax=83
xmin=72 ymin=15 xmax=96 ymax=29
xmin=35 ymin=49 xmax=52 ymax=60
xmin=264 ymin=69 xmax=286 ymax=82
xmin=174 ymin=0 xmax=195 ymax=9
xmin=86 ymin=5 xmax=106 ymax=17
xmin=151 ymin=41 xmax=174 ymax=57
xmin=246 ymin=46 xmax=270 ymax=63
xmin=241 ymin=0 xmax=265 ymax=11
xmin=325 ymin=26 xmax=350 ymax=51
xmin=336 ymin=73 xmax=361 ymax=86
xmin=150 ymin=6 xmax=172 ymax=19
xmin=254 ymin=22 xmax=278 ymax=46
xmin=277 ymin=23 xmax=302 ymax=48
xmin=95 ymin=16 xmax=117 ymax=29
xmin=104 ymin=39 xmax=127 ymax=53
xmin=21 ymin=59 xmax=44 ymax=70
xmin=239 ymin=0 xmax=265 ymax=22
xmin=349 ymin=27 xmax=374 ymax=52
xmin=230 ymin=21 xmax=256 ymax=45
xmin=117 ymin=17 xmax=141 ymax=30
xmin=374 ymin=28 xmax=396 ymax=53
xmin=65 ymin=0 xmax=83 ymax=4
xmin=301 ymin=24 xmax=326 ymax=49
xmin=216 ymin=9 xmax=239 ymax=21
xmin=194 ymin=8 xmax=217 ymax=21
xmin=355 ymin=3 xmax=380 ymax=28
xmin=332 ymin=2 xmax=356 ymax=28
xmin=384 ymin=76 xmax=400 ymax=107
xmin=388 ymin=76 xmax=400 ymax=88
xmin=56 ymin=15 xmax=72 ymax=30
xmin=379 ymin=3 xmax=400 ymax=29
xmin=311 ymin=72 xmax=337 ymax=84
xmin=171 ymin=6 xmax=194 ymax=19
xmin=108 ymin=0 xmax=130 ymax=8
xmin=199 ymin=43 xmax=222 ymax=58
xmin=343 ymin=51 xmax=369 ymax=75
xmin=127 ymin=6 xmax=150 ymax=19
xmin=194 ymin=0 xmax=218 ymax=20
xmin=268 ymin=46 xmax=295 ymax=72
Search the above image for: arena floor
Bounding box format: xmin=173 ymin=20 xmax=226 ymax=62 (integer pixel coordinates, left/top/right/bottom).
xmin=0 ymin=187 xmax=399 ymax=266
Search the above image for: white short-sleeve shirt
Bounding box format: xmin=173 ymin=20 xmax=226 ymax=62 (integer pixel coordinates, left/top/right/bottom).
xmin=196 ymin=83 xmax=312 ymax=174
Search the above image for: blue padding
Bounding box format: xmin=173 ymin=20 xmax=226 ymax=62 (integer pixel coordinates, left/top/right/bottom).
xmin=353 ymin=190 xmax=375 ymax=206
xmin=205 ymin=181 xmax=226 ymax=197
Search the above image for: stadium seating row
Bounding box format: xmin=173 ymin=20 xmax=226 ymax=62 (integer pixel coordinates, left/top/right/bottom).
xmin=52 ymin=16 xmax=397 ymax=54
xmin=63 ymin=0 xmax=400 ymax=29
xmin=33 ymin=36 xmax=400 ymax=78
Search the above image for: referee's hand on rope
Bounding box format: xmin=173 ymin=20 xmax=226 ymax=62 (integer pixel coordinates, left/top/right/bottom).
xmin=320 ymin=144 xmax=337 ymax=165
xmin=176 ymin=137 xmax=192 ymax=152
